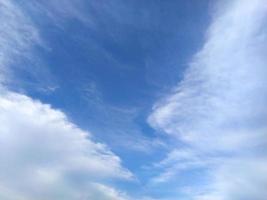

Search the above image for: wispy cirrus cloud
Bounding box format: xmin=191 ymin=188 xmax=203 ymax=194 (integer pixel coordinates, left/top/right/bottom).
xmin=149 ymin=0 xmax=267 ymax=150
xmin=0 ymin=0 xmax=41 ymax=85
xmin=148 ymin=0 xmax=267 ymax=198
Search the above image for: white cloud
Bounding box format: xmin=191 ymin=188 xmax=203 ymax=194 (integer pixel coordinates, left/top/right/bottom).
xmin=196 ymin=157 xmax=267 ymax=200
xmin=149 ymin=0 xmax=267 ymax=150
xmin=85 ymin=183 xmax=130 ymax=200
xmin=148 ymin=0 xmax=267 ymax=199
xmin=0 ymin=91 xmax=132 ymax=200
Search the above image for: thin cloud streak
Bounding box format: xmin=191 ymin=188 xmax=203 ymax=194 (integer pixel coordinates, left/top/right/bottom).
xmin=0 ymin=0 xmax=41 ymax=85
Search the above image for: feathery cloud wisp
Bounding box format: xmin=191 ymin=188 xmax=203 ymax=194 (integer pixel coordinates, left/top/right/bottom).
xmin=148 ymin=0 xmax=267 ymax=198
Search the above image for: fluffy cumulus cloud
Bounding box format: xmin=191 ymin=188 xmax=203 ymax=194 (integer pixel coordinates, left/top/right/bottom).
xmin=0 ymin=0 xmax=132 ymax=199
xmin=149 ymin=0 xmax=267 ymax=199
xmin=0 ymin=91 xmax=132 ymax=200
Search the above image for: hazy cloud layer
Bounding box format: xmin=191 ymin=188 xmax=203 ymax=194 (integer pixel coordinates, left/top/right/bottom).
xmin=149 ymin=0 xmax=267 ymax=199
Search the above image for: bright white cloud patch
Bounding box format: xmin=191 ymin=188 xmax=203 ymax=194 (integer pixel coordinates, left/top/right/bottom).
xmin=0 ymin=91 xmax=132 ymax=200
xmin=149 ymin=0 xmax=267 ymax=199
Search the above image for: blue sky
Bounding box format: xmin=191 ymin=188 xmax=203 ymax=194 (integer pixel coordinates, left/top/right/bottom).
xmin=1 ymin=0 xmax=267 ymax=200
